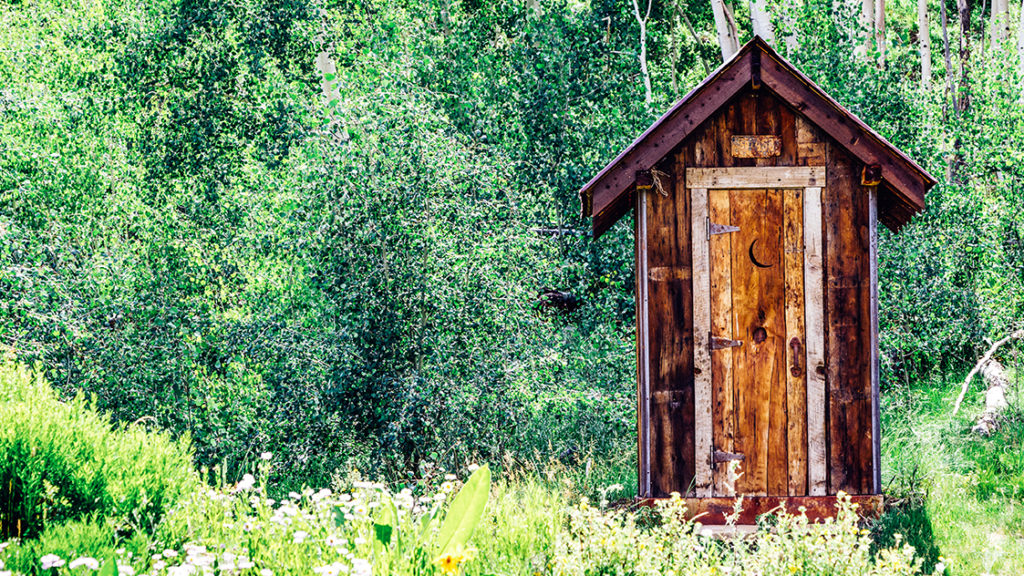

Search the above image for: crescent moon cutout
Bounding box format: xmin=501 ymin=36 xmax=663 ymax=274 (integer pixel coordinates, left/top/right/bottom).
xmin=749 ymin=239 xmax=773 ymax=268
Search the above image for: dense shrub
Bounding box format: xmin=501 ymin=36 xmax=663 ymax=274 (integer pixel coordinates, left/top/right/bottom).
xmin=0 ymin=363 xmax=198 ymax=540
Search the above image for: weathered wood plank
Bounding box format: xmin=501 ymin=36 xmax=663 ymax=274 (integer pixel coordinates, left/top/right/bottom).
xmin=729 ymin=189 xmax=760 ymax=495
xmin=646 ymin=159 xmax=696 ymax=497
xmin=639 ymin=495 xmax=884 ymax=524
xmin=732 ymin=135 xmax=782 ymax=158
xmin=824 ymin=150 xmax=873 ymax=495
xmin=764 ymin=189 xmax=788 ymax=497
xmin=753 ymin=95 xmax=780 ymax=169
xmin=692 ymin=186 xmax=713 ymax=497
xmin=803 ymin=185 xmax=827 ymax=496
xmin=783 ymin=187 xmax=808 ymax=496
xmin=709 ymin=189 xmax=735 ymax=496
xmin=686 ymin=167 xmax=826 ymax=189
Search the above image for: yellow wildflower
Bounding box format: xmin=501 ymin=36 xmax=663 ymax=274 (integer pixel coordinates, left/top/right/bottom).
xmin=433 ymin=548 xmax=477 ymax=575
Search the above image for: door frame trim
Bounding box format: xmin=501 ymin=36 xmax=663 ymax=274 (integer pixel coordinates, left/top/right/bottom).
xmin=688 ymin=167 xmax=827 ymax=498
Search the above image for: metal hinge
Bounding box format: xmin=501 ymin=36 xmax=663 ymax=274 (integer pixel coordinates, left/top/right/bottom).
xmin=713 ymin=450 xmax=746 ymax=463
xmin=707 ymin=218 xmax=740 ymax=236
xmin=710 ymin=335 xmax=743 ymax=351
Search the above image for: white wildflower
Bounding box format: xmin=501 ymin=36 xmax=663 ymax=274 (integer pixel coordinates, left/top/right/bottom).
xmin=313 ymin=488 xmax=332 ymax=502
xmin=289 ymin=492 xmax=301 ymax=500
xmin=69 ymin=557 xmax=100 ymax=570
xmin=234 ymin=474 xmax=257 ymax=493
xmin=182 ymin=545 xmax=204 ymax=556
xmin=351 ymin=558 xmax=371 ymax=576
xmin=163 ymin=550 xmax=179 ymax=558
xmin=293 ymin=530 xmax=309 ymax=544
xmin=118 ymin=565 xmax=136 ymax=576
xmin=167 ymin=565 xmax=197 ymax=576
xmin=312 ymin=563 xmax=346 ymax=576
xmin=260 ymin=452 xmax=272 ymax=460
xmin=468 ymin=463 xmax=480 ymax=472
xmin=0 ymin=570 xmax=11 ymax=576
xmin=237 ymin=559 xmax=254 ymax=570
xmin=41 ymin=555 xmax=66 ymax=570
xmin=260 ymin=570 xmax=273 ymax=576
xmin=153 ymin=561 xmax=167 ymax=571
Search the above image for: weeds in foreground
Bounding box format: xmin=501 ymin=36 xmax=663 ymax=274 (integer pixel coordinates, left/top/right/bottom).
xmin=2 ymin=462 xmax=926 ymax=576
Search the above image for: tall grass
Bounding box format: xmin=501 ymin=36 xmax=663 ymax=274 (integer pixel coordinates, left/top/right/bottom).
xmin=878 ymin=365 xmax=1024 ymax=575
xmin=0 ymin=362 xmax=198 ymax=540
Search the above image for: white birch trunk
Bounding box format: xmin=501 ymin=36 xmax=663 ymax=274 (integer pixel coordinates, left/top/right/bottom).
xmin=992 ymin=0 xmax=1010 ymax=48
xmin=856 ymin=0 xmax=875 ymax=57
xmin=1018 ymin=0 xmax=1024 ymax=93
xmin=919 ymin=0 xmax=932 ymax=88
xmin=783 ymin=0 xmax=801 ymax=54
xmin=875 ymin=0 xmax=887 ymax=67
xmin=712 ymin=0 xmax=741 ymax=60
xmin=632 ymin=0 xmax=653 ymax=108
xmin=750 ymin=0 xmax=776 ymax=43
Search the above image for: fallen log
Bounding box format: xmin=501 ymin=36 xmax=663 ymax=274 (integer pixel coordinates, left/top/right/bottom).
xmin=952 ymin=329 xmax=1023 ymax=416
xmin=971 ymin=359 xmax=1010 ymax=435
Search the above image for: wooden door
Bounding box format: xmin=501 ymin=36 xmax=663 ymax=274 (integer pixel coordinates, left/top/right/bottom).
xmin=689 ymin=167 xmax=827 ymax=498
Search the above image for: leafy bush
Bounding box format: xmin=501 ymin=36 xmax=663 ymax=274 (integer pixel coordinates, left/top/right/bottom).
xmin=0 ymin=362 xmax=198 ymax=540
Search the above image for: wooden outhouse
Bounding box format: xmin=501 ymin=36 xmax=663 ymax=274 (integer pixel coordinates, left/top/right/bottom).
xmin=580 ymin=38 xmax=936 ymax=521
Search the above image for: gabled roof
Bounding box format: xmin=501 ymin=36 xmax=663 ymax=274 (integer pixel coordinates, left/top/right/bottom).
xmin=581 ymin=37 xmax=937 ymax=238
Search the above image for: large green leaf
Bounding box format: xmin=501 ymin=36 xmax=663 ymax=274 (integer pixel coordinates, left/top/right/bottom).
xmin=435 ymin=465 xmax=491 ymax=555
xmin=98 ymin=557 xmax=117 ymax=576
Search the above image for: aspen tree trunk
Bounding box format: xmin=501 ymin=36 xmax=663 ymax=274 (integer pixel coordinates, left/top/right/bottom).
xmin=991 ymin=0 xmax=1010 ymax=47
xmin=958 ymin=0 xmax=972 ymax=111
xmin=783 ymin=0 xmax=801 ymax=53
xmin=941 ymin=0 xmax=956 ymax=105
xmin=876 ymin=0 xmax=887 ymax=67
xmin=712 ymin=0 xmax=741 ymax=60
xmin=1018 ymin=0 xmax=1024 ymax=87
xmin=632 ymin=0 xmax=653 ymax=108
xmin=750 ymin=0 xmax=776 ymax=43
xmin=919 ymin=0 xmax=932 ymax=88
xmin=857 ymin=0 xmax=875 ymax=57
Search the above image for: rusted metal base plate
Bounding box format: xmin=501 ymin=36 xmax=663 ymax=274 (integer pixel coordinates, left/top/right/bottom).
xmin=637 ymin=495 xmax=883 ymax=525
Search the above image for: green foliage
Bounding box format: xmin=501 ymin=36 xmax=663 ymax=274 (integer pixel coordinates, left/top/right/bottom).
xmin=0 ymin=0 xmax=637 ymax=488
xmin=0 ymin=362 xmax=198 ymax=540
